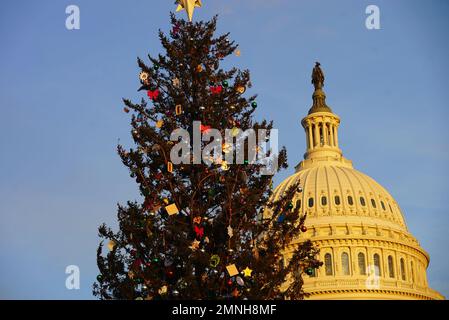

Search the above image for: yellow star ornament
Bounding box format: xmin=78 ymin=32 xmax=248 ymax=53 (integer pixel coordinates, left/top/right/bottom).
xmin=242 ymin=267 xmax=253 ymax=277
xmin=176 ymin=0 xmax=202 ymax=22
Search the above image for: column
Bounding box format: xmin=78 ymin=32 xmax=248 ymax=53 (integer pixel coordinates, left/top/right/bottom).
xmin=329 ymin=123 xmax=335 ymax=147
xmin=323 ymin=122 xmax=328 ymax=145
xmin=314 ymin=122 xmax=320 ymax=147
xmin=334 ymin=125 xmax=339 ymax=148
xmin=307 ymin=123 xmax=314 ymax=150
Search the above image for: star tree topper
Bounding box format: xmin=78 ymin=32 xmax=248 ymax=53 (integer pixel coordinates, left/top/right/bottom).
xmin=176 ymin=0 xmax=202 ymax=22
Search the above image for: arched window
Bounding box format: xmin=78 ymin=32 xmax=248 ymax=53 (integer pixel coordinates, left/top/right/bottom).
xmin=360 ymin=197 xmax=366 ymax=206
xmin=358 ymin=253 xmax=366 ymax=275
xmin=388 ymin=256 xmax=395 ymax=278
xmin=348 ymin=196 xmax=354 ymax=206
xmin=389 ymin=204 xmax=393 ymax=213
xmin=341 ymin=252 xmax=350 ymax=275
xmin=321 ymin=196 xmax=327 ymax=206
xmin=373 ymin=253 xmax=381 ymax=276
xmin=410 ymin=261 xmax=415 ymax=283
xmin=296 ymin=199 xmax=301 ymax=209
xmin=381 ymin=201 xmax=386 ymax=211
xmin=308 ymin=197 xmax=314 ymax=208
xmin=324 ymin=253 xmax=333 ymax=276
xmin=371 ymin=199 xmax=377 ymax=208
xmin=334 ymin=195 xmax=341 ymax=205
xmin=400 ymin=258 xmax=406 ymax=281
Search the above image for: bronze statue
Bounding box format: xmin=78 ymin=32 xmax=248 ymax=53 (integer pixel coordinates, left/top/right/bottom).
xmin=311 ymin=62 xmax=324 ymax=90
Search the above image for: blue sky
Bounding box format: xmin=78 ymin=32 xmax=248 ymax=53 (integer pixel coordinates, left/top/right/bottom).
xmin=0 ymin=0 xmax=448 ymax=299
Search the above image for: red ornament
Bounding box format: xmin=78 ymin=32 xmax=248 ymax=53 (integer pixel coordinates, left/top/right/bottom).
xmin=227 ymin=279 xmax=233 ymax=286
xmin=301 ymin=225 xmax=308 ymax=232
xmin=155 ymin=172 xmax=163 ymax=180
xmin=147 ymin=89 xmax=160 ymax=100
xmin=194 ymin=225 xmax=204 ymax=238
xmin=200 ymin=124 xmax=211 ymax=133
xmin=210 ymin=86 xmax=223 ymax=94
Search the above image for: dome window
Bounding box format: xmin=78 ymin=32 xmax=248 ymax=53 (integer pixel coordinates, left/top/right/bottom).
xmin=308 ymin=197 xmax=314 ymax=208
xmin=400 ymin=258 xmax=406 ymax=281
xmin=358 ymin=253 xmax=366 ymax=275
xmin=321 ymin=196 xmax=327 ymax=206
xmin=341 ymin=252 xmax=350 ymax=275
xmin=373 ymin=254 xmax=381 ymax=276
xmin=324 ymin=253 xmax=333 ymax=276
xmin=388 ymin=256 xmax=395 ymax=278
xmin=334 ymin=195 xmax=341 ymax=205
xmin=381 ymin=201 xmax=386 ymax=211
xmin=360 ymin=197 xmax=366 ymax=206
xmin=389 ymin=204 xmax=393 ymax=213
xmin=347 ymin=196 xmax=354 ymax=206
xmin=371 ymin=199 xmax=377 ymax=208
xmin=296 ymin=199 xmax=301 ymax=209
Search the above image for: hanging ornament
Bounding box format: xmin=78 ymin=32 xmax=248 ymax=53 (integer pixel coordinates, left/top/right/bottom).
xmin=200 ymin=124 xmax=211 ymax=133
xmin=189 ymin=239 xmax=200 ymax=251
xmin=301 ymin=225 xmax=308 ymax=232
xmin=210 ymin=85 xmax=223 ymax=95
xmin=194 ymin=225 xmax=204 ymax=238
xmin=153 ymin=63 xmax=160 ymax=70
xmin=158 ymin=285 xmax=168 ymax=295
xmin=235 ymin=49 xmax=241 ymax=57
xmin=231 ymin=127 xmax=240 ymax=137
xmin=227 ymin=225 xmax=233 ymax=238
xmin=193 ymin=216 xmax=202 ymax=224
xmin=172 ymin=78 xmax=180 ymax=88
xmin=147 ymin=89 xmax=160 ymax=100
xmin=222 ymin=143 xmax=232 ymax=154
xmin=156 ymin=120 xmax=164 ymax=128
xmin=107 ymin=240 xmax=116 ymax=251
xmin=167 ymin=161 xmax=173 ymax=173
xmin=236 ymin=86 xmax=246 ymax=94
xmin=165 ymin=203 xmax=179 ymax=216
xmin=287 ymin=202 xmax=294 ymax=209
xmin=236 ymin=276 xmax=244 ymax=286
xmin=96 ymin=274 xmax=103 ymax=282
xmin=222 ymin=80 xmax=229 ymax=88
xmin=139 ymin=71 xmax=149 ymax=82
xmin=226 ymin=264 xmax=239 ymax=277
xmin=277 ymin=214 xmax=285 ymax=223
xmin=221 ymin=161 xmax=229 ymax=171
xmin=251 ymin=101 xmax=258 ymax=108
xmin=175 ymin=104 xmax=182 ymax=115
xmin=123 ymin=107 xmax=130 ymax=113
xmin=297 ymin=186 xmax=303 ymax=193
xmin=242 ymin=267 xmax=253 ymax=277
xmin=196 ymin=64 xmax=203 ymax=73
xmin=305 ymin=267 xmax=314 ymax=276
xmin=204 ymin=236 xmax=210 ymax=243
xmin=210 ymin=254 xmax=220 ymax=268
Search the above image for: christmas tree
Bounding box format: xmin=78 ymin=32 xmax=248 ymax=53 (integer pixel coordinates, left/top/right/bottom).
xmin=93 ymin=13 xmax=322 ymax=300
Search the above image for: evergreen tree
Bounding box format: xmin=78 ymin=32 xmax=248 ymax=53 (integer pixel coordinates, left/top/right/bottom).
xmin=94 ymin=14 xmax=321 ymax=300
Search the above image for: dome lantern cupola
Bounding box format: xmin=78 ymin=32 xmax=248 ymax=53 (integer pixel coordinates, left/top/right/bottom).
xmin=297 ymin=62 xmax=352 ymax=171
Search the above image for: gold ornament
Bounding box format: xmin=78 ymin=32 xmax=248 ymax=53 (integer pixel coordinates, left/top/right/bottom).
xmin=165 ymin=203 xmax=179 ymax=215
xmin=242 ymin=266 xmax=253 ymax=277
xmin=236 ymin=86 xmax=246 ymax=94
xmin=172 ymin=78 xmax=180 ymax=87
xmin=189 ymin=239 xmax=200 ymax=251
xmin=176 ymin=0 xmax=203 ymax=22
xmin=107 ymin=240 xmax=116 ymax=251
xmin=226 ymin=264 xmax=239 ymax=277
xmin=196 ymin=64 xmax=203 ymax=73
xmin=231 ymin=127 xmax=240 ymax=137
xmin=193 ymin=216 xmax=202 ymax=224
xmin=210 ymin=254 xmax=220 ymax=267
xmin=158 ymin=285 xmax=168 ymax=295
xmin=139 ymin=71 xmax=149 ymax=82
xmin=175 ymin=104 xmax=182 ymax=115
xmin=221 ymin=160 xmax=229 ymax=171
xmin=167 ymin=161 xmax=173 ymax=173
xmin=227 ymin=225 xmax=233 ymax=238
xmin=156 ymin=120 xmax=164 ymax=128
xmin=235 ymin=49 xmax=241 ymax=57
xmin=222 ymin=143 xmax=232 ymax=154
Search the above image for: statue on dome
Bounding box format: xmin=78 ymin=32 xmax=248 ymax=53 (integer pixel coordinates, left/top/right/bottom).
xmin=312 ymin=62 xmax=325 ymax=90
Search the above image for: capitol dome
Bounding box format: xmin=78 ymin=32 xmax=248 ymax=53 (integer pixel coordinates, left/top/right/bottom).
xmin=273 ymin=63 xmax=444 ymax=300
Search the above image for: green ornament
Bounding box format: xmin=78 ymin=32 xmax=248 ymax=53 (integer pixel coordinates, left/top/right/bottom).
xmin=244 ymin=160 xmax=249 ymax=165
xmin=97 ymin=274 xmax=103 ymax=282
xmin=154 ymin=64 xmax=160 ymax=70
xmin=305 ymin=267 xmax=314 ymax=276
xmin=251 ymin=101 xmax=258 ymax=108
xmin=222 ymin=80 xmax=229 ymax=87
xmin=153 ymin=258 xmax=159 ymax=263
xmin=287 ymin=202 xmax=294 ymax=209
